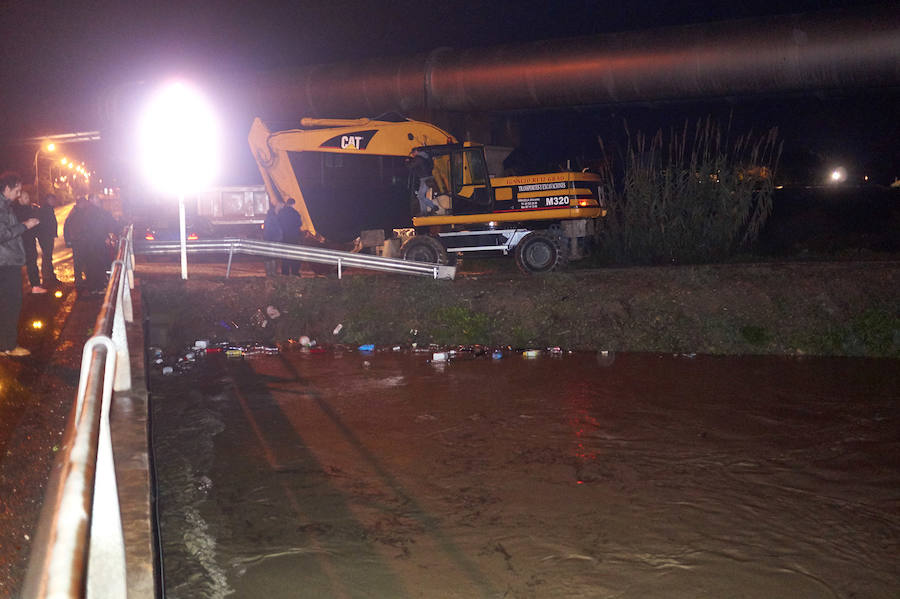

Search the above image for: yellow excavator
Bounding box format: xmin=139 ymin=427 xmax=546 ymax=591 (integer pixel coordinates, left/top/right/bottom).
xmin=248 ymin=115 xmax=606 ymax=273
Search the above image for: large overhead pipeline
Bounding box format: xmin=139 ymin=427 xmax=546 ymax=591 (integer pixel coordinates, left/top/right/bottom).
xmin=253 ymin=5 xmax=900 ymax=118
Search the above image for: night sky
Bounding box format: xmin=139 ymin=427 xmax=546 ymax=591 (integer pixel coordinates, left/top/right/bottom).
xmin=1 ymin=0 xmax=896 ymax=185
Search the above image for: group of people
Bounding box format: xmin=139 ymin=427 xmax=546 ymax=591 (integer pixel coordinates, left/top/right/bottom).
xmin=10 ymin=186 xmax=58 ymax=294
xmin=1 ymin=171 xmax=41 ymax=356
xmin=1 ymin=169 xmax=118 ymax=358
xmin=262 ymin=195 xmax=304 ymax=276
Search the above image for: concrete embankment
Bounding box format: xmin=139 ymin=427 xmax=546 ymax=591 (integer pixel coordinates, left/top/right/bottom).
xmin=140 ymin=260 xmax=899 ymax=358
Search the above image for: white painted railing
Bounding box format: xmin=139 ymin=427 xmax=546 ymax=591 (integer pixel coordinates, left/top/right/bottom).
xmin=21 ymin=227 xmax=135 ymax=599
xmin=135 ymin=238 xmax=457 ymax=280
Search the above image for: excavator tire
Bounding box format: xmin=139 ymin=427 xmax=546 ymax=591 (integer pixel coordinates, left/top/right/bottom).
xmin=401 ymin=235 xmax=451 ymax=265
xmin=514 ymin=231 xmax=568 ymax=274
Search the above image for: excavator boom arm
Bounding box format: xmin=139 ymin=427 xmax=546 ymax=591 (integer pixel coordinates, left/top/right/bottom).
xmin=249 ymin=117 xmax=456 ymax=238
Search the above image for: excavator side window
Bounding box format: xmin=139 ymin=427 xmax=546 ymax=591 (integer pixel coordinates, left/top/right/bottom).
xmin=450 ymin=149 xmax=491 ymax=214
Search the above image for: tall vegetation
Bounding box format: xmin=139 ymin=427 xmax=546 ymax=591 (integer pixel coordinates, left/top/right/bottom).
xmin=597 ymin=118 xmax=781 ymax=264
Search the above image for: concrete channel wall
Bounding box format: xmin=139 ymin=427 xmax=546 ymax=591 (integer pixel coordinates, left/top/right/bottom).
xmin=112 ymin=285 xmax=156 ymax=597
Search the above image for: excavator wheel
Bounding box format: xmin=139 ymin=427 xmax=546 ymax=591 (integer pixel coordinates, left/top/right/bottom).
xmin=400 ymin=235 xmax=451 ymax=265
xmin=514 ymin=231 xmax=568 ymax=274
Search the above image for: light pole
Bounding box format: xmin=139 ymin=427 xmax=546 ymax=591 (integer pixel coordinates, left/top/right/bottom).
xmin=138 ymin=80 xmax=219 ymax=280
xmin=33 ymin=142 xmax=56 ymax=204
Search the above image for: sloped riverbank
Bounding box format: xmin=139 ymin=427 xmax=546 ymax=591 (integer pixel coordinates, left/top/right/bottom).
xmin=139 ymin=260 xmax=899 ymax=358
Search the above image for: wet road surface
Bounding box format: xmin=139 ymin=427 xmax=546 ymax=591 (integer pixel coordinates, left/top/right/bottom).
xmin=151 ymin=350 xmax=899 ymax=598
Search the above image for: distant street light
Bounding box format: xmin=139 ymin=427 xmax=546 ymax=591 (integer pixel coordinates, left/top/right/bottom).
xmin=137 ymin=80 xmax=220 ymax=280
xmin=829 ymin=167 xmax=847 ymax=184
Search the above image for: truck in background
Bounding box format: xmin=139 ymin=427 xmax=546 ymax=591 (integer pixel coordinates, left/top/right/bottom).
xmin=194 ymin=185 xmax=269 ymax=238
xmin=126 ymin=185 xmax=270 ymax=241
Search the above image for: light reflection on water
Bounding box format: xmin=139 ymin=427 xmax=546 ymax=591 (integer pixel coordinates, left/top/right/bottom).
xmin=152 ymin=351 xmax=900 ymax=599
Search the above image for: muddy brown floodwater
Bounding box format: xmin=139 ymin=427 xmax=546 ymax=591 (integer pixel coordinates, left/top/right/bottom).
xmin=150 ymin=350 xmax=899 ymax=599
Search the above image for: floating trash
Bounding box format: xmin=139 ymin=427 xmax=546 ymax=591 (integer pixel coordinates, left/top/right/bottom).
xmin=225 ymin=349 xmax=243 ymax=359
xmin=266 ymin=305 xmax=281 ymax=319
xmin=333 ymin=323 xmax=343 ymax=335
xmin=250 ymin=309 xmax=267 ymax=328
xmin=492 ymin=350 xmax=503 ymax=360
xmin=523 ymin=349 xmax=541 ymax=358
xmin=596 ymin=350 xmax=616 ymax=367
xmin=162 ymin=366 xmax=174 ymax=375
xmin=299 ymin=335 xmax=311 ymax=348
xmin=194 ymin=340 xmax=209 ymax=349
xmin=432 ymin=352 xmax=448 ymax=362
xmin=243 ymin=344 xmax=280 ymax=356
xmin=359 ymin=344 xmax=375 ymax=352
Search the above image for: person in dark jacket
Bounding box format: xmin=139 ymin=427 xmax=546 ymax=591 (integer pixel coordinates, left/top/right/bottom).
xmin=64 ymin=194 xmax=116 ymax=293
xmin=64 ymin=195 xmax=90 ymax=290
xmin=37 ymin=194 xmax=59 ymax=287
xmin=276 ymin=197 xmax=304 ymax=275
xmin=1 ymin=171 xmax=40 ymax=357
xmin=262 ymin=200 xmax=283 ymax=276
xmin=11 ymin=190 xmax=45 ymax=293
xmin=82 ymin=194 xmax=118 ymax=292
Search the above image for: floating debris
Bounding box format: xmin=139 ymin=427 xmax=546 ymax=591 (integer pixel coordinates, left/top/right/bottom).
xmin=250 ymin=309 xmax=267 ymax=328
xmin=358 ymin=344 xmax=375 ymax=352
xmin=332 ymin=323 xmax=343 ymax=336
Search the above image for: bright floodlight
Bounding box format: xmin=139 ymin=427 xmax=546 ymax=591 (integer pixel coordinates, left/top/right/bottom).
xmin=137 ymin=81 xmax=219 ymax=192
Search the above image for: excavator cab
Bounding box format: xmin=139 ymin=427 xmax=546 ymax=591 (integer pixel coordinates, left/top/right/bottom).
xmin=409 ymin=144 xmax=492 ymax=217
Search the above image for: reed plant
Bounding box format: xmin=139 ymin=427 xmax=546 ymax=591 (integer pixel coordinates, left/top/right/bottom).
xmin=598 ymin=117 xmax=781 ymax=264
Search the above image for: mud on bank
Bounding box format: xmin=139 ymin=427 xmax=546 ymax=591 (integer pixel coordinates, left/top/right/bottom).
xmin=138 ymin=261 xmax=900 ymax=358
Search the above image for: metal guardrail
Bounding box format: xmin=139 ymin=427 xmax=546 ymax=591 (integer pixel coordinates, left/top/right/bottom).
xmin=135 ymin=238 xmax=457 ymax=280
xmin=21 ymin=227 xmax=136 ymax=599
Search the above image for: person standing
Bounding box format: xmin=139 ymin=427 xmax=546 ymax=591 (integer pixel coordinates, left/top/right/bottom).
xmin=276 ymin=197 xmax=303 ymax=276
xmin=37 ymin=193 xmax=59 ymax=287
xmin=408 ymin=149 xmax=438 ymax=215
xmin=12 ymin=190 xmax=46 ymax=294
xmin=262 ymin=199 xmax=283 ymax=276
xmin=64 ymin=195 xmax=90 ymax=291
xmin=82 ymin=194 xmax=118 ymax=293
xmin=1 ymin=171 xmax=40 ymax=357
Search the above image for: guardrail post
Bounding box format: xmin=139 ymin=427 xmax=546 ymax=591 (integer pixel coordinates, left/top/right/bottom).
xmin=226 ymin=241 xmax=235 ymax=278
xmin=112 ymin=301 xmax=131 ymax=392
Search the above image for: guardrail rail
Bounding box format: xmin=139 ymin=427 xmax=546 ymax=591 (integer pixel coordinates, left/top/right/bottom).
xmin=21 ymin=227 xmax=137 ymax=599
xmin=135 ymin=238 xmax=457 ymax=280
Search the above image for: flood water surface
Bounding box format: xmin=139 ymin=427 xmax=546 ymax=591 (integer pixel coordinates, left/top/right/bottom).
xmin=151 ymin=351 xmax=899 ymax=598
